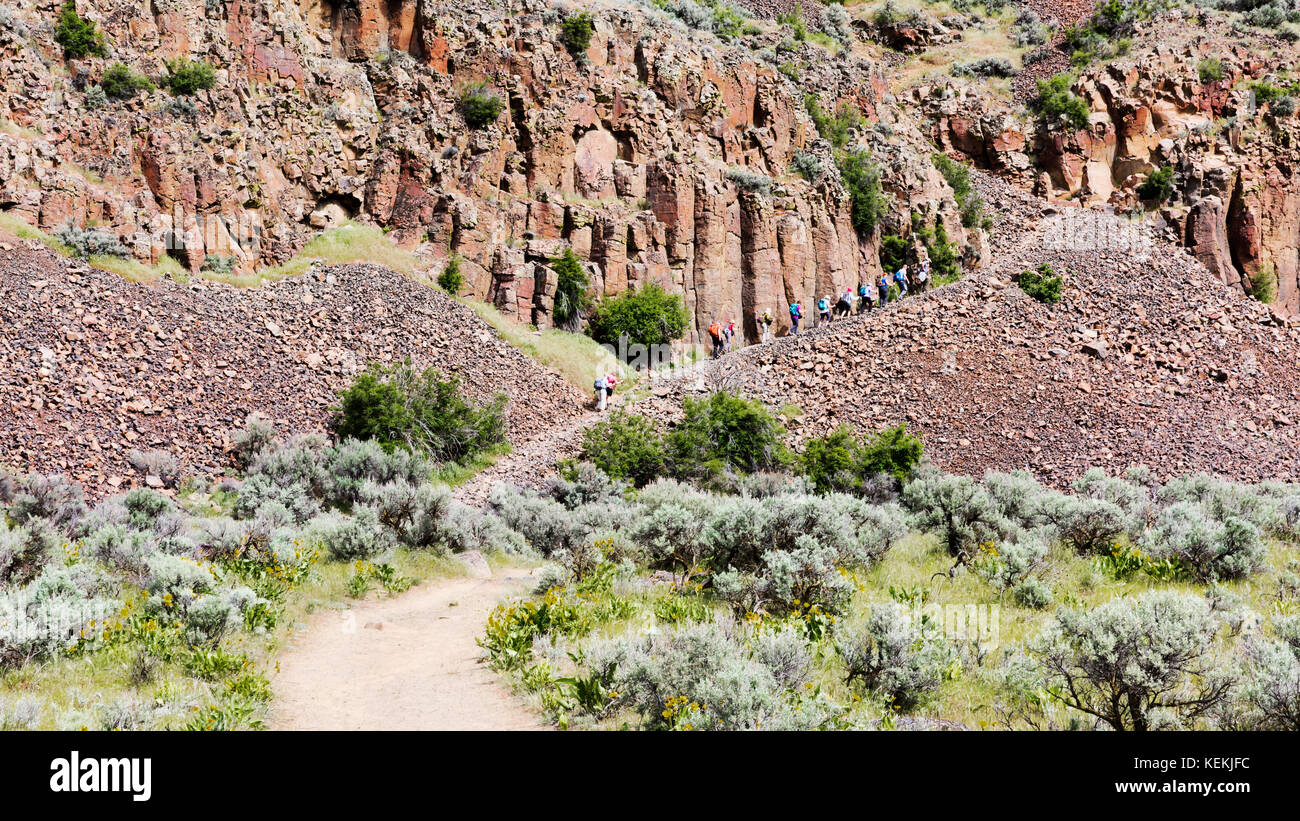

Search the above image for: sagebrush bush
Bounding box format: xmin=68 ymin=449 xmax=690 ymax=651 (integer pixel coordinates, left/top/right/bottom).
xmin=1141 ymin=502 xmax=1266 ymax=582
xmin=1032 ymin=591 xmax=1227 ymax=731
xmin=546 ymin=462 xmax=628 ymax=509
xmin=726 ymin=167 xmax=773 ymax=194
xmin=310 ymin=506 xmax=393 ymax=561
xmin=1055 ymin=497 xmax=1129 ymax=555
xmin=334 ymin=358 xmax=505 ymax=464
xmin=902 ymin=473 xmax=1010 ymax=556
xmin=841 ymin=601 xmax=956 ymax=709
xmin=1013 ymin=577 xmax=1054 ymax=609
xmin=53 ymin=223 xmax=128 ymax=258
xmin=599 ymin=621 xmax=834 ymax=730
xmin=488 ymin=485 xmax=588 ymax=557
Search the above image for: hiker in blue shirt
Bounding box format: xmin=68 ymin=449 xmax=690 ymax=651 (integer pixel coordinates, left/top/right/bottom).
xmin=789 ymin=301 xmax=803 ymax=334
xmin=878 ymin=272 xmax=890 ymax=306
xmin=894 ymin=265 xmax=909 ymax=298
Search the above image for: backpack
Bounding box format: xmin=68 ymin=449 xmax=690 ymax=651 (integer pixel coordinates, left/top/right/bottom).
xmin=708 ymin=321 xmax=721 ymax=338
xmin=859 ymin=285 xmax=868 ymax=298
xmin=594 ymin=377 xmax=606 ymax=390
xmin=790 ymin=303 xmax=799 ymax=317
xmin=817 ymin=299 xmax=828 ymax=312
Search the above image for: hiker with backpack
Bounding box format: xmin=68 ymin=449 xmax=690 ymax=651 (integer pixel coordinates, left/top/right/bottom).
xmin=915 ymin=258 xmax=930 ymax=293
xmin=817 ymin=295 xmax=832 ymax=326
xmin=708 ymin=320 xmax=724 ymax=359
xmin=858 ymin=281 xmax=873 ymax=314
xmin=723 ymin=319 xmax=737 ymax=353
xmin=756 ymin=308 xmax=775 ymax=343
xmin=894 ymin=265 xmax=909 ymax=299
xmin=594 ymin=374 xmax=608 ymax=411
xmin=789 ymin=301 xmax=803 ymax=334
xmin=878 ymin=272 xmax=890 ymax=307
xmin=835 ymin=289 xmax=853 ymax=319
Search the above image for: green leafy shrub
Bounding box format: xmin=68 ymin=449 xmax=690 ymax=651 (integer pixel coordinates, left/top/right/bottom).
xmin=837 ymin=149 xmax=886 ymax=236
xmin=1198 ymin=57 xmax=1227 ymax=84
xmin=586 ymin=282 xmax=689 ymax=347
xmin=802 ymin=424 xmax=925 ymax=495
xmin=559 ymin=12 xmax=596 ymax=58
xmin=1034 ymin=73 xmax=1091 ymax=131
xmin=54 ymin=1 xmax=106 ymax=59
xmin=1136 ymin=165 xmax=1174 ymax=202
xmin=101 ymin=63 xmax=154 ymax=100
xmin=665 ymin=392 xmax=791 ymax=484
xmin=333 ymin=358 xmax=506 ymax=464
xmin=457 ymin=82 xmax=504 ymax=130
xmin=1016 ymin=263 xmax=1063 ymax=303
xmin=804 ymin=95 xmax=862 ymax=149
xmin=878 ymin=234 xmax=908 ymax=274
xmin=580 ymin=411 xmax=667 ymax=488
xmin=437 ymin=254 xmax=463 ymax=294
xmin=1249 ymin=263 xmax=1277 ymax=304
xmin=932 ymin=153 xmax=986 ymax=228
xmin=161 ymin=58 xmax=215 ymax=95
xmin=549 ymin=248 xmax=590 ymax=332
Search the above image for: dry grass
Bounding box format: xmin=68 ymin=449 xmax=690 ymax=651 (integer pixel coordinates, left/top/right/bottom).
xmin=207 ymin=221 xmax=419 ymax=287
xmin=459 ymin=296 xmax=625 ymax=392
xmin=0 ymin=211 xmax=185 ymax=284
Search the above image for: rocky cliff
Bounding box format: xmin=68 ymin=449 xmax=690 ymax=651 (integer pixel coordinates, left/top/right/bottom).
xmin=0 ymin=0 xmax=972 ymax=345
xmin=926 ymin=10 xmax=1300 ymax=317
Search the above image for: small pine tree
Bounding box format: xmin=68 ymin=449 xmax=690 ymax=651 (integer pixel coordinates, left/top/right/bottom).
xmin=560 ymin=12 xmax=596 ymax=58
xmin=54 ymin=1 xmax=107 ymax=59
xmin=162 ymin=58 xmax=216 ymax=96
xmin=437 ymin=255 xmax=463 ymax=295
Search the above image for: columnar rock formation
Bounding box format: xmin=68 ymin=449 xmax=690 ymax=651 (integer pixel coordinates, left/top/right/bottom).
xmin=0 ymin=0 xmax=971 ymax=344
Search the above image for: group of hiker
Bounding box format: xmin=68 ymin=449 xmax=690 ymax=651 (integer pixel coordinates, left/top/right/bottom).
xmin=595 ymin=257 xmax=936 ymax=408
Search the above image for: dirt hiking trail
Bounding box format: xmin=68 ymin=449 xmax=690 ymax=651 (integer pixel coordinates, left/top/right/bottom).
xmin=271 ymin=567 xmax=546 ymax=731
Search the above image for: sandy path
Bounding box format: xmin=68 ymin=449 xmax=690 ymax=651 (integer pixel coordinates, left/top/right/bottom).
xmin=270 ymin=567 xmax=546 ymax=731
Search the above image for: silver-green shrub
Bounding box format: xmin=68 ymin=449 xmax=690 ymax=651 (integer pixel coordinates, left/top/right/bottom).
xmin=1140 ymin=501 xmax=1265 ymax=582
xmin=840 ymin=601 xmax=957 ymax=709
xmin=1031 ymin=590 xmax=1226 ymax=730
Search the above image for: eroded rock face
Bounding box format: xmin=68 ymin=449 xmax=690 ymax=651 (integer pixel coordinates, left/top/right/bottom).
xmin=0 ymin=1 xmax=972 ymax=345
xmin=926 ymin=14 xmax=1300 ymax=316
